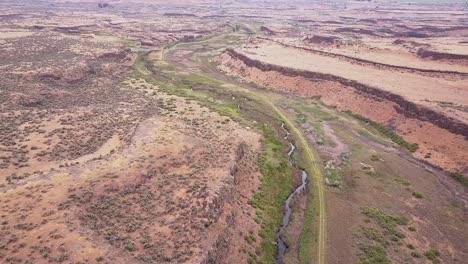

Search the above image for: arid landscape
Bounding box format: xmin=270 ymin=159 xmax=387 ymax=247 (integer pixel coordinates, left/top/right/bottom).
xmin=1 ymin=0 xmax=467 ymax=264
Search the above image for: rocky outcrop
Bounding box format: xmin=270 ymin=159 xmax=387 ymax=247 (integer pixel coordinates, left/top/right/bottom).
xmin=393 ymin=39 xmax=428 ymax=48
xmin=260 ymin=25 xmax=276 ymax=35
xmin=96 ymin=48 xmax=132 ymax=61
xmin=202 ymin=231 xmax=230 ymax=264
xmin=399 ymin=31 xmax=429 ymax=38
xmin=417 ymin=48 xmax=468 ymax=61
xmin=200 ymin=142 xmax=260 ymax=264
xmin=304 ymin=35 xmax=340 ymax=45
xmin=163 ymin=13 xmax=198 ymax=17
xmin=334 ymin=27 xmax=379 ymax=36
xmin=223 ymin=48 xmax=468 ymax=138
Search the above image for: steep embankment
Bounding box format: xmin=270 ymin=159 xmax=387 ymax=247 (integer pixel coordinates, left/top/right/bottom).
xmin=217 ymin=49 xmax=468 ymax=172
xmin=417 ymin=48 xmax=468 ymax=61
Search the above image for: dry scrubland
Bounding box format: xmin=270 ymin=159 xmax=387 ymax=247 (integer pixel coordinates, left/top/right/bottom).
xmin=0 ymin=1 xmax=261 ymax=263
xmin=1 ymin=0 xmax=467 ymax=264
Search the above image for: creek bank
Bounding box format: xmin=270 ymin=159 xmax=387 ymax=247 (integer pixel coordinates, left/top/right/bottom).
xmin=275 ymin=123 xmax=309 ymax=263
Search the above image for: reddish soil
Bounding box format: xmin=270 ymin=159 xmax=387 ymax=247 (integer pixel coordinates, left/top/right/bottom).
xmin=217 ymin=51 xmax=468 ymax=173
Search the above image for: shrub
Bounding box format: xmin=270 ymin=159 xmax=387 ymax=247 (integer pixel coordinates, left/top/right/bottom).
xmin=358 ymin=244 xmax=391 ymax=264
xmin=449 ymin=172 xmax=468 ymax=188
xmin=411 ymin=251 xmax=421 ymax=258
xmin=412 ymin=192 xmax=423 ymax=199
xmin=406 ymin=243 xmax=415 ymax=250
xmin=244 ymin=234 xmax=256 ymax=245
xmin=362 ymin=228 xmax=386 ymax=245
xmin=124 ymin=240 xmax=136 ymax=252
xmin=424 ymin=248 xmax=441 ymax=263
xmin=361 ymin=208 xmax=408 ymax=238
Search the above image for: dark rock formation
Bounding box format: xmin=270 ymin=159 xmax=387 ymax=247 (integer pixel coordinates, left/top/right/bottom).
xmin=260 ymin=25 xmax=276 ymax=35
xmin=304 ymin=35 xmax=340 ymax=45
xmin=417 ymin=48 xmax=468 ymax=61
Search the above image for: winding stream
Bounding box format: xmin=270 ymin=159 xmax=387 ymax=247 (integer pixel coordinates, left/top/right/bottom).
xmin=281 ymin=122 xmax=290 ymax=139
xmin=275 ymin=123 xmax=308 ymax=264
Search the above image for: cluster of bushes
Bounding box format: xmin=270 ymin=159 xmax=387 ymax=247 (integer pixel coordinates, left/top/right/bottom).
xmin=361 ymin=208 xmax=409 ymax=236
xmin=359 ymin=207 xmax=444 ymax=263
xmin=358 ymin=244 xmax=390 ymax=264
xmin=357 ymin=208 xmax=409 ymax=263
xmin=449 ymin=172 xmax=468 ymax=188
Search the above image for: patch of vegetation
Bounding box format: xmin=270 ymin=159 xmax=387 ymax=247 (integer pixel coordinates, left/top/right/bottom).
xmin=449 ymin=172 xmax=468 ymax=188
xmin=411 ymin=251 xmax=422 ymax=258
xmin=324 ymin=160 xmax=341 ymax=187
xmin=361 ymin=227 xmax=388 ymax=246
xmin=357 ymin=208 xmax=412 ymax=263
xmin=344 ymin=111 xmax=418 ymax=152
xmin=361 ymin=208 xmax=408 ymax=238
xmin=424 ymin=248 xmax=441 ymax=264
xmin=296 ymin=112 xmax=306 ymax=124
xmin=250 ymin=123 xmax=292 ymax=263
xmin=299 ymin=175 xmax=315 ymax=264
xmin=370 ymin=154 xmax=380 ymax=161
xmin=412 ymin=191 xmax=424 ymax=199
xmin=394 ymin=178 xmax=411 ymax=186
xmin=357 ymin=244 xmax=391 ymax=264
xmin=244 ymin=233 xmax=257 ymax=245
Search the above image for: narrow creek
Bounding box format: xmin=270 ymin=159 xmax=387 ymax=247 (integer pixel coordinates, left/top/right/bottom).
xmin=275 ymin=123 xmax=308 ymax=264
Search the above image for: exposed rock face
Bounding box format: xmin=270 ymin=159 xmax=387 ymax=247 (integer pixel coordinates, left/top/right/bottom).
xmin=164 ymin=13 xmax=198 ymax=17
xmin=98 ymin=2 xmax=109 ymax=8
xmin=417 ymin=48 xmax=468 ymax=61
xmin=260 ymin=25 xmax=276 ymax=35
xmin=304 ymin=35 xmax=340 ymax=45
xmin=334 ymin=27 xmax=378 ymax=36
xmin=400 ymin=31 xmax=429 ymax=38
xmin=392 ymin=39 xmax=428 ymax=48
xmin=200 ymin=143 xmax=261 ymax=263
xmin=223 ymin=48 xmax=468 ymax=138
